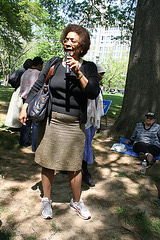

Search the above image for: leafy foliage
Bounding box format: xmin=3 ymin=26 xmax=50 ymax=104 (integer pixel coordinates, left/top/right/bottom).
xmin=0 ymin=0 xmax=65 ymax=83
xmin=0 ymin=0 xmax=49 ymax=55
xmin=31 ymin=25 xmax=65 ymax=62
xmin=0 ymin=0 xmax=137 ymax=84
xmin=62 ymin=0 xmax=137 ymax=40
xmin=0 ymin=0 xmax=32 ymax=53
xmin=101 ymin=53 xmax=129 ymax=91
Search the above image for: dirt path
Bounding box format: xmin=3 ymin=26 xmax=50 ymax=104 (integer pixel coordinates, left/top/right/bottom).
xmin=0 ymin=117 xmax=160 ymax=240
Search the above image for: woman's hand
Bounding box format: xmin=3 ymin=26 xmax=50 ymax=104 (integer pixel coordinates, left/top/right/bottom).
xmin=18 ymin=103 xmax=29 ymax=125
xmin=66 ymin=56 xmax=88 ymax=89
xmin=123 ymin=140 xmax=131 ymax=145
xmin=66 ymin=56 xmax=80 ymax=75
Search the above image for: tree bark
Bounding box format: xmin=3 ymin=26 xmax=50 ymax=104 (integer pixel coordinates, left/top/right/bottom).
xmin=0 ymin=53 xmax=7 ymax=86
xmin=109 ymin=0 xmax=160 ymax=139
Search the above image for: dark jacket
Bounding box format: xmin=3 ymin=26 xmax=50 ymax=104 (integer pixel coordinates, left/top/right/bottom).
xmin=25 ymin=57 xmax=100 ymax=124
xmin=8 ymin=67 xmax=26 ymax=89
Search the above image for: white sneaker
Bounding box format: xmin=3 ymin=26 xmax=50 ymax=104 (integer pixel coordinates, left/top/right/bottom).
xmin=70 ymin=198 xmax=91 ymax=220
xmin=41 ymin=197 xmax=53 ymax=219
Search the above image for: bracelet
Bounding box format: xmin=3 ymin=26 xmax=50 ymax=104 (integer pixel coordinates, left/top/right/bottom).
xmin=78 ymin=73 xmax=83 ymax=80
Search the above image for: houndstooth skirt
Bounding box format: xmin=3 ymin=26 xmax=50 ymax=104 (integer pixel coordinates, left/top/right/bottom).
xmin=35 ymin=112 xmax=85 ymax=171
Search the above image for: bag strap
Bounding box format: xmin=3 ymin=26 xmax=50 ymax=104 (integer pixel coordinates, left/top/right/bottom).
xmin=45 ymin=65 xmax=54 ymax=84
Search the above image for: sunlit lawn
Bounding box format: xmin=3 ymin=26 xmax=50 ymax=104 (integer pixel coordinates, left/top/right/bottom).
xmin=103 ymin=92 xmax=123 ymax=119
xmin=0 ymin=86 xmax=123 ymax=126
xmin=0 ymin=86 xmax=14 ymax=103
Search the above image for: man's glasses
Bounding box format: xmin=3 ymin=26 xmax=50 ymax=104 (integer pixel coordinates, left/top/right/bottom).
xmin=63 ymin=38 xmax=79 ymax=45
xmin=146 ymin=117 xmax=154 ymax=120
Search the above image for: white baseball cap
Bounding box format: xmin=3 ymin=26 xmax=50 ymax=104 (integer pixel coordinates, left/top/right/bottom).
xmin=96 ymin=63 xmax=106 ymax=74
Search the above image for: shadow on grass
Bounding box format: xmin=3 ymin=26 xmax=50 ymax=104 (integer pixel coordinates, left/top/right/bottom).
xmin=0 ymin=230 xmax=16 ymax=240
xmin=0 ymin=121 xmax=160 ymax=239
xmin=0 ymin=129 xmax=38 ymax=182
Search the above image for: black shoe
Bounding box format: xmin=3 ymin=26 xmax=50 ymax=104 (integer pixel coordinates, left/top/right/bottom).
xmin=139 ymin=152 xmax=146 ymax=161
xmin=60 ymin=171 xmax=68 ymax=174
xmin=19 ymin=141 xmax=31 ymax=147
xmin=83 ymin=173 xmax=95 ymax=187
xmin=96 ymin=128 xmax=101 ymax=133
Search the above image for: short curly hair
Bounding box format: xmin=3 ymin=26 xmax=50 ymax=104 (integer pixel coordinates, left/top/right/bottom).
xmin=32 ymin=57 xmax=43 ymax=66
xmin=60 ymin=24 xmax=90 ymax=57
xmin=23 ymin=59 xmax=33 ymax=70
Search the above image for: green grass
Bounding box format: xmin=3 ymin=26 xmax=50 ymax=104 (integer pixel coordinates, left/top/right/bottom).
xmin=51 ymin=221 xmax=57 ymax=230
xmin=0 ymin=86 xmax=21 ymax=150
xmin=0 ymin=131 xmax=20 ymax=150
xmin=0 ymin=86 xmax=14 ymax=103
xmin=0 ymin=87 xmax=124 ymax=126
xmin=103 ymin=93 xmax=123 ymax=119
xmin=0 ymin=230 xmax=16 ymax=240
xmin=1 ymin=86 xmax=160 ymax=240
xmin=0 ymin=86 xmax=14 ymax=114
xmin=116 ymin=207 xmax=160 ymax=239
xmin=25 ymin=237 xmax=37 ymax=240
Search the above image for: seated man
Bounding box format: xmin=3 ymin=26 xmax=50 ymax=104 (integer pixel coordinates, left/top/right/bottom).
xmin=124 ymin=112 xmax=160 ymax=165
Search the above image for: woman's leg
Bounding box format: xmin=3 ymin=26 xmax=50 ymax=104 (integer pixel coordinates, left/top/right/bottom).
xmin=68 ymin=170 xmax=82 ymax=202
xmin=133 ymin=142 xmax=160 ymax=157
xmin=147 ymin=145 xmax=160 ymax=157
xmin=42 ymin=167 xmax=55 ymax=200
xmin=133 ymin=142 xmax=149 ymax=154
xmin=68 ymin=170 xmax=91 ymax=220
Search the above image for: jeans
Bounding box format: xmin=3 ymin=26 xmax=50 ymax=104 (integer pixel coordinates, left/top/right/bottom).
xmin=83 ymin=125 xmax=97 ymax=164
xmin=19 ymin=119 xmax=39 ymax=152
xmin=31 ymin=120 xmax=39 ymax=152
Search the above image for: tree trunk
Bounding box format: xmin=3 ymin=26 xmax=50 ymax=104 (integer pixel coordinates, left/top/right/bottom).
xmin=109 ymin=0 xmax=160 ymax=139
xmin=0 ymin=54 xmax=7 ymax=86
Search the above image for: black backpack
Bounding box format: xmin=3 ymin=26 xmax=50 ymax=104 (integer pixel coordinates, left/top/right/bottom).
xmin=8 ymin=68 xmax=25 ymax=89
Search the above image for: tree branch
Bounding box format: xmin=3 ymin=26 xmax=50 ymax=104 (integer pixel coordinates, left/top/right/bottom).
xmin=122 ymin=225 xmax=145 ymax=240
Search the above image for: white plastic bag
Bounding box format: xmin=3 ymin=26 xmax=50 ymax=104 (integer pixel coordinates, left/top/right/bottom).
xmin=111 ymin=143 xmax=127 ymax=152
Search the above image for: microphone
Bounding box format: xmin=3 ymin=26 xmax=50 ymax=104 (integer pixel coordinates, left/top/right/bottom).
xmin=65 ymin=52 xmax=71 ymax=76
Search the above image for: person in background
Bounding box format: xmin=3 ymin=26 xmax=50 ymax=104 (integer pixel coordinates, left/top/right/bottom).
xmin=8 ymin=59 xmax=33 ymax=90
xmin=19 ymin=57 xmax=43 ymax=152
xmin=124 ymin=112 xmax=160 ymax=165
xmin=82 ymin=63 xmax=105 ymax=187
xmin=96 ymin=63 xmax=106 ymax=90
xmin=5 ymin=59 xmax=33 ymax=129
xmin=19 ymin=24 xmax=100 ymax=220
xmin=96 ymin=63 xmax=106 ymax=133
